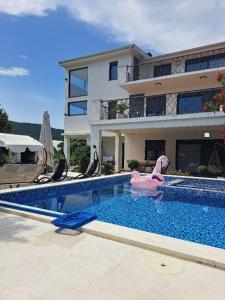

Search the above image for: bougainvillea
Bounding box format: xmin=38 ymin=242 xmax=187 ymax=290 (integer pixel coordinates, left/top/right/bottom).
xmin=202 ymin=73 xmax=225 ymax=112
xmin=202 ymin=73 xmax=225 ymax=144
xmin=217 ymin=73 xmax=225 ymax=144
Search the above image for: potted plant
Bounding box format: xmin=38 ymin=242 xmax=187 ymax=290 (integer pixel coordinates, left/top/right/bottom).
xmin=101 ymin=161 xmax=115 ymax=175
xmin=112 ymin=102 xmax=129 ymax=118
xmin=127 ymin=159 xmax=139 ymax=171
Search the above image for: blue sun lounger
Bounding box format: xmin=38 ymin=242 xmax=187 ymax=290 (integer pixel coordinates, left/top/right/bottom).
xmin=51 ymin=211 xmax=97 ymax=229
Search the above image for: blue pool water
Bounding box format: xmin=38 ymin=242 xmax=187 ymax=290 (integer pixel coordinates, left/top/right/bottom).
xmin=1 ymin=176 xmax=225 ymax=249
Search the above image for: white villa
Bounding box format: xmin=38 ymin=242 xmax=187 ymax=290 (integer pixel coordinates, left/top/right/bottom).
xmin=59 ymin=42 xmax=225 ymax=173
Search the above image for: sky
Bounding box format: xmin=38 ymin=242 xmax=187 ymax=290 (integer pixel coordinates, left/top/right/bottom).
xmin=0 ymin=0 xmax=225 ymax=129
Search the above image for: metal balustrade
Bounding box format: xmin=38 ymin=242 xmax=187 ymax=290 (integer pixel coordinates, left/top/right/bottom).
xmin=100 ymin=88 xmax=222 ymax=120
xmin=126 ymin=47 xmax=225 ymax=81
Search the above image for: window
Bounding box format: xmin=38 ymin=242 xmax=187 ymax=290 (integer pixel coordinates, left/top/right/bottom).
xmin=153 ymin=63 xmax=171 ymax=77
xmin=129 ymin=94 xmax=144 ymax=118
xmin=176 ymin=140 xmax=225 ymax=173
xmin=185 ymin=53 xmax=225 ymax=72
xmin=108 ymin=100 xmax=117 ymax=120
xmin=133 ymin=57 xmax=140 ymax=81
xmin=21 ymin=148 xmax=36 ymax=164
xmin=68 ymin=101 xmax=87 ymax=116
xmin=146 ymin=95 xmax=166 ymax=116
xmin=177 ymin=89 xmax=219 ymax=114
xmin=69 ymin=67 xmax=88 ymax=97
xmin=145 ymin=140 xmax=165 ymax=161
xmin=109 ymin=61 xmax=118 ymax=80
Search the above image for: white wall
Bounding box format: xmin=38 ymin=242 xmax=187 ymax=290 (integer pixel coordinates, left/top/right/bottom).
xmin=102 ymin=137 xmax=115 ymax=157
xmin=64 ymin=53 xmax=133 ymax=135
xmin=124 ymin=127 xmax=223 ymax=170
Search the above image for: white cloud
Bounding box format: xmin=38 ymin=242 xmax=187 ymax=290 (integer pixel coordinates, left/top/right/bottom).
xmin=0 ymin=0 xmax=225 ymax=52
xmin=0 ymin=67 xmax=30 ymax=77
xmin=19 ymin=54 xmax=28 ymax=59
xmin=0 ymin=0 xmax=59 ymax=16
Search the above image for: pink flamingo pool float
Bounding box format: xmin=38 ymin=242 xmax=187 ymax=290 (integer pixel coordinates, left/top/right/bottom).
xmin=130 ymin=156 xmax=169 ymax=190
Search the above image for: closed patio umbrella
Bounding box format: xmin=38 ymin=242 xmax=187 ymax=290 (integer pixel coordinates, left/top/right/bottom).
xmin=39 ymin=111 xmax=54 ymax=168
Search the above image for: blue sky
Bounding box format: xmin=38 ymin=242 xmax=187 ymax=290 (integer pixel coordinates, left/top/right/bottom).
xmin=0 ymin=8 xmax=122 ymax=128
xmin=0 ymin=0 xmax=225 ymax=128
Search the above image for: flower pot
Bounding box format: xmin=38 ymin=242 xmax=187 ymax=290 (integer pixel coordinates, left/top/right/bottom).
xmin=118 ymin=113 xmax=127 ymax=119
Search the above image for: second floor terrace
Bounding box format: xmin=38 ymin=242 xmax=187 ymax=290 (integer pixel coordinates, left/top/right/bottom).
xmin=98 ymin=88 xmax=224 ymax=122
xmin=125 ymin=45 xmax=225 ymax=83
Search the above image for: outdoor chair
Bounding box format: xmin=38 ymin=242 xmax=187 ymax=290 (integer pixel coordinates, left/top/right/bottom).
xmin=74 ymin=150 xmax=99 ymax=179
xmin=36 ymin=158 xmax=68 ymax=184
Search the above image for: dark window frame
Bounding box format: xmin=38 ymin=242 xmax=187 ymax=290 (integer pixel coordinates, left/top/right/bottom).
xmin=145 ymin=140 xmax=166 ymax=161
xmin=153 ymin=63 xmax=172 ymax=77
xmin=146 ymin=94 xmax=166 ymax=116
xmin=68 ymin=100 xmax=87 ymax=116
xmin=176 ymin=139 xmax=225 ymax=171
xmin=129 ymin=93 xmax=145 ymax=118
xmin=109 ymin=61 xmax=118 ymax=80
xmin=177 ymin=88 xmax=220 ymax=114
xmin=69 ymin=67 xmax=88 ymax=98
xmin=185 ymin=52 xmax=225 ymax=72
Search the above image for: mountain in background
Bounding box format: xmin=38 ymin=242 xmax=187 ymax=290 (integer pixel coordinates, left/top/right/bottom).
xmin=10 ymin=121 xmax=63 ymax=141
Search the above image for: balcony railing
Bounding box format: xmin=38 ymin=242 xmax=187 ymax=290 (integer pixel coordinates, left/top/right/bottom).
xmin=100 ymin=88 xmax=222 ymax=120
xmin=126 ymin=47 xmax=225 ymax=82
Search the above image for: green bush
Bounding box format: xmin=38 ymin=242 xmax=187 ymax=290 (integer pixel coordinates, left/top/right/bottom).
xmin=70 ymin=139 xmax=90 ymax=166
xmin=167 ymin=169 xmax=191 ymax=176
xmin=101 ymin=161 xmax=115 ymax=175
xmin=0 ymin=152 xmax=9 ymax=166
xmin=78 ymin=155 xmax=90 ymax=173
xmin=197 ymin=165 xmax=208 ymax=176
xmin=127 ymin=159 xmax=139 ymax=171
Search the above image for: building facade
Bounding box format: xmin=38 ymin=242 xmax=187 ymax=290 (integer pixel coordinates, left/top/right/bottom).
xmin=59 ymin=42 xmax=225 ymax=173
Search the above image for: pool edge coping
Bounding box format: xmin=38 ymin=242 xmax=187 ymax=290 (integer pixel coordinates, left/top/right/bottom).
xmin=1 ymin=206 xmax=225 ymax=271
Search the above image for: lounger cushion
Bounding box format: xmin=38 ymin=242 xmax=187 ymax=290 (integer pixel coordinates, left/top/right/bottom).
xmin=51 ymin=211 xmax=97 ymax=229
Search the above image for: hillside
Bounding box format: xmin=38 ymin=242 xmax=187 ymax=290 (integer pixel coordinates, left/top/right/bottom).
xmin=10 ymin=121 xmax=63 ymax=141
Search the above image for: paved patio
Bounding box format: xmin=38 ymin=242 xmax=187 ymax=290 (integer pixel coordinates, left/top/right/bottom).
xmin=0 ymin=211 xmax=225 ymax=300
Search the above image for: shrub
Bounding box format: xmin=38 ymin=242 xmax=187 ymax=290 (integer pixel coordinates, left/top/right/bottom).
xmin=167 ymin=169 xmax=191 ymax=176
xmin=127 ymin=159 xmax=139 ymax=171
xmin=101 ymin=161 xmax=115 ymax=175
xmin=69 ymin=139 xmax=90 ymax=168
xmin=78 ymin=155 xmax=90 ymax=173
xmin=0 ymin=152 xmax=9 ymax=166
xmin=197 ymin=165 xmax=208 ymax=176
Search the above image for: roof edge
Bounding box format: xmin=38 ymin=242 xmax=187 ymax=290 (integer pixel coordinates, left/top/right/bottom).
xmin=59 ymin=44 xmax=147 ymax=67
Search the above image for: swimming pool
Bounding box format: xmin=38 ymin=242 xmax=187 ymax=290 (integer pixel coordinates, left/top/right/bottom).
xmin=0 ymin=175 xmax=225 ymax=249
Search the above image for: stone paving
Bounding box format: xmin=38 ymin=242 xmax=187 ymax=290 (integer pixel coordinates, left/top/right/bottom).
xmin=0 ymin=211 xmax=225 ymax=300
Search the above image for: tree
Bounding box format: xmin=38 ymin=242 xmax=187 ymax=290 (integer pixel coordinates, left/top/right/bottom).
xmin=0 ymin=107 xmax=12 ymax=133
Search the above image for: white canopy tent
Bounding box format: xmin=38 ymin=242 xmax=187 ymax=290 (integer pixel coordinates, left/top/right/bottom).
xmin=0 ymin=133 xmax=44 ymax=153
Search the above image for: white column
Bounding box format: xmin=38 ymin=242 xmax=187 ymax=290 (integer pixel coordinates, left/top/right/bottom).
xmin=115 ymin=132 xmax=121 ymax=173
xmin=64 ymin=135 xmax=70 ymax=164
xmin=90 ymin=127 xmax=102 ymax=163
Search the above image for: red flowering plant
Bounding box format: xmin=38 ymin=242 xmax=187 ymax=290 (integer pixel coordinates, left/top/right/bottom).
xmin=202 ymin=72 xmax=225 ymax=144
xmin=202 ymin=72 xmax=225 ymax=112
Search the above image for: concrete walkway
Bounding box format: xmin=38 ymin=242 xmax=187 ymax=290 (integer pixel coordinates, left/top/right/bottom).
xmin=0 ymin=211 xmax=225 ymax=300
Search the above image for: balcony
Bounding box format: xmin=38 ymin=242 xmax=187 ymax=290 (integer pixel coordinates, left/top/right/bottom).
xmin=99 ymin=88 xmax=224 ymax=122
xmin=121 ymin=47 xmax=225 ymax=94
xmin=126 ymin=47 xmax=225 ymax=82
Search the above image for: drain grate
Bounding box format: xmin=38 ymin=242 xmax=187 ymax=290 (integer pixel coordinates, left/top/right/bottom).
xmin=148 ymin=255 xmax=186 ymax=275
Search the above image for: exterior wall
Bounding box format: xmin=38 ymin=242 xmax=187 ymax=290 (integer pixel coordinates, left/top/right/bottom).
xmin=102 ymin=137 xmax=115 ymax=158
xmin=64 ymin=53 xmax=133 ymax=135
xmin=124 ymin=127 xmax=223 ymax=170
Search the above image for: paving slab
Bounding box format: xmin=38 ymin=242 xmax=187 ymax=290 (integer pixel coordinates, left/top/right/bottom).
xmin=0 ymin=211 xmax=225 ymax=300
